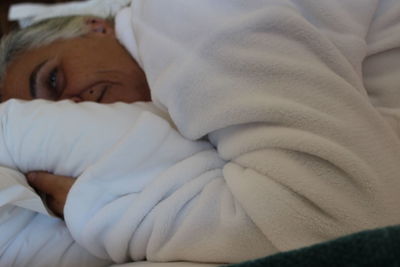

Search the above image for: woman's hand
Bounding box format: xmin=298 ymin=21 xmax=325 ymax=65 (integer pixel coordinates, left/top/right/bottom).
xmin=27 ymin=171 xmax=75 ymax=218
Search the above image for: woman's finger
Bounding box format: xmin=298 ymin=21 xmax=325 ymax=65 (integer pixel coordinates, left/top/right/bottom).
xmin=45 ymin=195 xmax=65 ymax=218
xmin=26 ymin=171 xmax=75 ymax=197
xmin=26 ymin=171 xmax=75 ymax=217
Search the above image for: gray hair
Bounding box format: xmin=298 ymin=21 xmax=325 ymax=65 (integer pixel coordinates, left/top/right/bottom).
xmin=0 ymin=16 xmax=96 ymax=87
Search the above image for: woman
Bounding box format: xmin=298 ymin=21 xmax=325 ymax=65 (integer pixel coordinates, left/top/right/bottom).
xmin=0 ymin=16 xmax=150 ymax=103
xmin=0 ymin=16 xmax=152 ymax=217
xmin=1 ymin=0 xmax=400 ymax=265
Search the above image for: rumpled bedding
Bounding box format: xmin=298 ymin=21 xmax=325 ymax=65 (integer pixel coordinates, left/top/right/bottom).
xmin=0 ymin=99 xmax=222 ymax=266
xmin=2 ymin=0 xmax=400 ymax=266
xmin=0 ymin=100 xmax=177 ymax=266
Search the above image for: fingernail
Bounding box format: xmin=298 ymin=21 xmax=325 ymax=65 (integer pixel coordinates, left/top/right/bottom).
xmin=27 ymin=172 xmax=36 ymax=182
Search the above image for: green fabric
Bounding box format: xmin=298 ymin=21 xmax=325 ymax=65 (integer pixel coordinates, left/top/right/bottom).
xmin=223 ymin=225 xmax=400 ymax=267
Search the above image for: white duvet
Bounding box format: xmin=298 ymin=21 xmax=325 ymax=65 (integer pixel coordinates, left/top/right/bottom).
xmin=2 ymin=0 xmax=400 ymax=266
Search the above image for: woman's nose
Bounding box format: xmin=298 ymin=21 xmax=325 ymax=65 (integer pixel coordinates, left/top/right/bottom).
xmin=69 ymin=96 xmax=83 ymax=103
xmin=68 ymin=84 xmax=106 ymax=103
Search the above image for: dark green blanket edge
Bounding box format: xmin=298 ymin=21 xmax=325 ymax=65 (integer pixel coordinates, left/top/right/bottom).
xmin=223 ymin=225 xmax=400 ymax=267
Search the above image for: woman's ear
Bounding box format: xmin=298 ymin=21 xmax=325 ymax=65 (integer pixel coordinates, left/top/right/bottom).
xmin=85 ymin=18 xmax=114 ymax=35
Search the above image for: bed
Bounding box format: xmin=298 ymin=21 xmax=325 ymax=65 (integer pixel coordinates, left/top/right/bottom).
xmin=2 ymin=0 xmax=400 ymax=266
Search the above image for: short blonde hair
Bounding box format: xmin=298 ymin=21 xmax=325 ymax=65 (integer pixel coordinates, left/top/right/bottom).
xmin=0 ymin=16 xmax=94 ymax=86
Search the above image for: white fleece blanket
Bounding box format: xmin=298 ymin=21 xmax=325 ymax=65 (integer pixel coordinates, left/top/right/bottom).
xmin=2 ymin=0 xmax=400 ymax=266
xmin=115 ymin=0 xmax=400 ymax=262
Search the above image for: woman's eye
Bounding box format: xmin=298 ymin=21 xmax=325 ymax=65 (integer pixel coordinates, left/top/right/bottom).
xmin=48 ymin=68 xmax=58 ymax=91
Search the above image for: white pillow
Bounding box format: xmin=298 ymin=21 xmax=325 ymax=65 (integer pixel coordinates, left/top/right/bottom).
xmin=0 ymin=99 xmax=164 ymax=215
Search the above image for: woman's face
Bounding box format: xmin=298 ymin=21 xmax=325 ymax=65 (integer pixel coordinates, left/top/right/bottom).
xmin=0 ymin=20 xmax=150 ymax=103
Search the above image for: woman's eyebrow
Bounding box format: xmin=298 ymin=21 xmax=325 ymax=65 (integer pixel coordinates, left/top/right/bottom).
xmin=29 ymin=60 xmax=48 ymax=98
